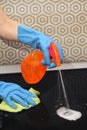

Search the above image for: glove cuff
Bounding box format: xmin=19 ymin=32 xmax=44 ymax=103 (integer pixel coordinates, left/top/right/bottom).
xmin=0 ymin=81 xmax=19 ymax=98
xmin=17 ymin=25 xmax=40 ymax=48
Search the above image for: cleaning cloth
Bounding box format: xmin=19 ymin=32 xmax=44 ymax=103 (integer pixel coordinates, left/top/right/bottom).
xmin=0 ymin=88 xmax=40 ymax=113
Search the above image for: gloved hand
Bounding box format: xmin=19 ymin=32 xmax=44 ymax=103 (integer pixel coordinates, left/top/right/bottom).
xmin=18 ymin=25 xmax=63 ymax=68
xmin=0 ymin=81 xmax=37 ymax=109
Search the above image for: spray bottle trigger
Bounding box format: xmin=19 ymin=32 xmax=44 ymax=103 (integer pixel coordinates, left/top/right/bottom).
xmin=49 ymin=42 xmax=61 ymax=66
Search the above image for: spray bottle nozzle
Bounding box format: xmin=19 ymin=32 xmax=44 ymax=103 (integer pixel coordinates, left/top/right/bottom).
xmin=49 ymin=42 xmax=61 ymax=66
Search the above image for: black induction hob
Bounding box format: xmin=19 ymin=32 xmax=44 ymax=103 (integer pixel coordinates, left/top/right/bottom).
xmin=0 ymin=69 xmax=87 ymax=130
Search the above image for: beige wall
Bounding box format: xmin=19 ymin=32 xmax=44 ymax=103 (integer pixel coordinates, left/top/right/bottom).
xmin=0 ymin=0 xmax=87 ymax=65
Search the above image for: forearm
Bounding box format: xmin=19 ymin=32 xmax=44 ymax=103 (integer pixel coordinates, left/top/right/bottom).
xmin=0 ymin=7 xmax=19 ymax=41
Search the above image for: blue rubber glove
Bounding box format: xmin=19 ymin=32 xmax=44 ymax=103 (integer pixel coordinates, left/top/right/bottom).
xmin=18 ymin=25 xmax=63 ymax=68
xmin=0 ymin=81 xmax=37 ymax=109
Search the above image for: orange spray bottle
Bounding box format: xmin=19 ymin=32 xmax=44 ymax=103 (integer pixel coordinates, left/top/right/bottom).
xmin=21 ymin=42 xmax=61 ymax=84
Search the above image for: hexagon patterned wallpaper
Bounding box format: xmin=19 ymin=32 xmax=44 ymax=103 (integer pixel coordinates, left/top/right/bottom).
xmin=0 ymin=0 xmax=87 ymax=65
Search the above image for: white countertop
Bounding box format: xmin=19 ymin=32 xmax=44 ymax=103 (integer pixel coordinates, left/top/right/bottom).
xmin=0 ymin=62 xmax=87 ymax=74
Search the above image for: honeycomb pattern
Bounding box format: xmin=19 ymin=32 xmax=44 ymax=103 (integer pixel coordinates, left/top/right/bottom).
xmin=0 ymin=0 xmax=87 ymax=65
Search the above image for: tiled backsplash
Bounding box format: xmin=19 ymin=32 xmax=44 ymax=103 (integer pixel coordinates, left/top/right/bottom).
xmin=0 ymin=0 xmax=87 ymax=65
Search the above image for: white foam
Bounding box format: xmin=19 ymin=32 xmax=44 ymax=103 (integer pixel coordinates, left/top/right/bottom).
xmin=56 ymin=106 xmax=82 ymax=121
